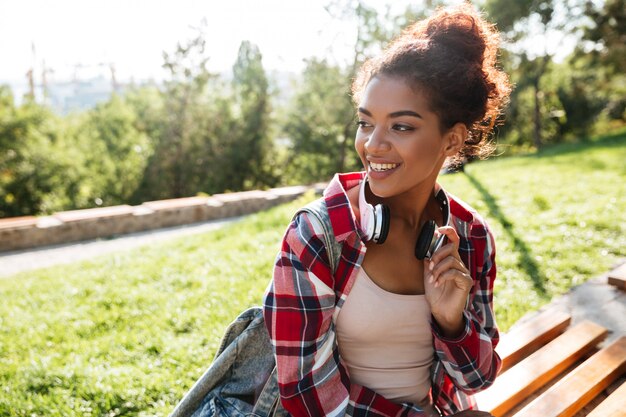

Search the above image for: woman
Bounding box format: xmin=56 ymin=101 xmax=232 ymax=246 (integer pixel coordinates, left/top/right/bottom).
xmin=264 ymin=3 xmax=511 ymax=416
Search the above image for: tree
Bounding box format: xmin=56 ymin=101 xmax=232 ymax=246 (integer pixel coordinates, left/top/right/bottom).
xmin=485 ymin=0 xmax=558 ymax=148
xmin=0 ymin=86 xmax=91 ymax=216
xmin=77 ymin=95 xmax=152 ymax=205
xmin=575 ymin=0 xmax=626 ymax=126
xmin=482 ymin=0 xmax=616 ymax=147
xmin=580 ymin=0 xmax=626 ymax=74
xmin=282 ymin=59 xmax=359 ymax=184
xmin=137 ymin=22 xmax=219 ymax=200
xmin=227 ymin=41 xmax=275 ymax=190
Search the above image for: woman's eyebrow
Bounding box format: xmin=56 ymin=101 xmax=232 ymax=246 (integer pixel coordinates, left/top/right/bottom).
xmin=357 ymin=108 xmax=422 ymax=119
xmin=358 ymin=107 xmax=373 ymax=116
xmin=389 ymin=110 xmax=422 ymax=119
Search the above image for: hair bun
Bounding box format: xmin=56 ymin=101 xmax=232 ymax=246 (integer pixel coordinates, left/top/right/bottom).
xmin=403 ymin=4 xmax=494 ymax=65
xmin=427 ymin=13 xmax=485 ymax=63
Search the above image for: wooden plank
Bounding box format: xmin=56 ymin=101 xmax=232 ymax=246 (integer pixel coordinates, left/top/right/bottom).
xmin=512 ymin=336 xmax=626 ymax=417
xmin=497 ymin=309 xmax=571 ymax=372
xmin=608 ymin=263 xmax=626 ymax=290
xmin=474 ymin=320 xmax=608 ymax=417
xmin=586 ymin=381 xmax=626 ymax=417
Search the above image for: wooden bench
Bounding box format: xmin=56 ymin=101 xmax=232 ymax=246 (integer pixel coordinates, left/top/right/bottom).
xmin=608 ymin=263 xmax=626 ymax=291
xmin=474 ymin=308 xmax=626 ymax=417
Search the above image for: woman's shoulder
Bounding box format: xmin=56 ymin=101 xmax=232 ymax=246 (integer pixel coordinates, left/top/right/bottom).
xmin=447 ymin=192 xmax=492 ymax=235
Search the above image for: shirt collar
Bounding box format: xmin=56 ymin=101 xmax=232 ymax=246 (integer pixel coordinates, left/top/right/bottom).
xmin=323 ymin=172 xmax=364 ymax=242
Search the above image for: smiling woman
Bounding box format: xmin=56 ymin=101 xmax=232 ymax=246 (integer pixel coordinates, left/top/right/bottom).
xmin=263 ymin=3 xmax=512 ymax=416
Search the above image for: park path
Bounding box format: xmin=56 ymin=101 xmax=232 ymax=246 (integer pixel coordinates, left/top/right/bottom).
xmin=0 ymin=215 xmax=243 ymax=278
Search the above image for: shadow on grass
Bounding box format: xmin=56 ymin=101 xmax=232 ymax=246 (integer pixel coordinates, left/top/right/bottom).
xmin=464 ymin=171 xmax=548 ymax=297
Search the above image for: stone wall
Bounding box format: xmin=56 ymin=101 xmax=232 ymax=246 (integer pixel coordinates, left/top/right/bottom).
xmin=0 ymin=185 xmax=320 ymax=252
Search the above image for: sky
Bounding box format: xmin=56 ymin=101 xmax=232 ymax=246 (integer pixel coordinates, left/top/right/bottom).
xmin=0 ymin=0 xmax=406 ymax=87
xmin=0 ymin=0 xmax=576 ymax=91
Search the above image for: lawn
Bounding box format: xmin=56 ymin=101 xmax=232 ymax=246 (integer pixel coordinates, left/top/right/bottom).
xmin=0 ymin=130 xmax=624 ymax=416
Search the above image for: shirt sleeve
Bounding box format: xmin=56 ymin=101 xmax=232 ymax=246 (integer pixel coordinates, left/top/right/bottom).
xmin=430 ymin=218 xmax=501 ymax=394
xmin=263 ymin=212 xmax=431 ymax=417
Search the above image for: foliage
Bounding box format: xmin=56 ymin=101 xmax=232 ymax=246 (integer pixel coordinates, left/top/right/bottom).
xmin=1 ymin=133 xmax=624 ymax=414
xmin=77 ymin=95 xmax=153 ymax=206
xmin=485 ymin=0 xmax=625 ymax=149
xmin=282 ymin=58 xmax=359 ymax=184
xmin=0 ymin=87 xmax=91 ymax=216
xmin=138 ymin=25 xmax=220 ymax=199
xmin=580 ymin=0 xmax=626 ymax=74
xmin=136 ymin=33 xmax=275 ymax=200
xmin=228 ymin=41 xmax=276 ymax=190
xmin=1 ymin=26 xmax=278 ymax=216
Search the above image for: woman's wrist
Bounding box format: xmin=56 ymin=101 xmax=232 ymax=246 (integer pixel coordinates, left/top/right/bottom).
xmin=432 ymin=310 xmax=465 ymax=339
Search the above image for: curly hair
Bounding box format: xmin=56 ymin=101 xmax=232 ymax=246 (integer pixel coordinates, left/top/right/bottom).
xmin=352 ymin=2 xmax=511 ymax=164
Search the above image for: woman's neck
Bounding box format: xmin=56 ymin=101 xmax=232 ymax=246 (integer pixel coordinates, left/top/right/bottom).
xmin=371 ymin=170 xmax=442 ymax=232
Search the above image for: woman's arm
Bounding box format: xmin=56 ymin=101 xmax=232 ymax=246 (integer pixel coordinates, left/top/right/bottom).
xmin=428 ymin=219 xmax=501 ymax=394
xmin=264 ymin=211 xmax=433 ymax=417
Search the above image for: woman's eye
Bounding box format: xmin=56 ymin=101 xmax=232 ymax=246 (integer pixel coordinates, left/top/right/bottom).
xmin=356 ymin=120 xmax=372 ymax=129
xmin=393 ymin=124 xmax=414 ymax=132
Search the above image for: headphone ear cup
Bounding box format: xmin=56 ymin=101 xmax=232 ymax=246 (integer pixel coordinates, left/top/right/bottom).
xmin=376 ymin=204 xmax=390 ymax=244
xmin=415 ymin=220 xmax=436 ymax=260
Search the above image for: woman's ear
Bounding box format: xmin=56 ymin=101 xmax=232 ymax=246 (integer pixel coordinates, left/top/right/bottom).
xmin=443 ymin=123 xmax=467 ymax=156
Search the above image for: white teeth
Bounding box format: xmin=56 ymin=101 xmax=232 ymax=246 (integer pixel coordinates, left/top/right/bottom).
xmin=370 ymin=162 xmax=398 ymax=172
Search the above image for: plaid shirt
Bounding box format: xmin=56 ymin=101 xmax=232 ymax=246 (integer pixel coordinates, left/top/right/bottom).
xmin=264 ymin=172 xmax=500 ymax=416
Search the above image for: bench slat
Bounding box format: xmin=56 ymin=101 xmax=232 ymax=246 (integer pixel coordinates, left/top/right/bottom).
xmin=608 ymin=263 xmax=626 ymax=290
xmin=497 ymin=309 xmax=571 ymax=372
xmin=474 ymin=320 xmax=608 ymax=417
xmin=512 ymin=336 xmax=626 ymax=417
xmin=585 ymin=380 xmax=626 ymax=417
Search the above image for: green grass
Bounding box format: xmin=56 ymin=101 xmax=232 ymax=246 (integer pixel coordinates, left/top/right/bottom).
xmin=439 ymin=130 xmax=626 ymax=326
xmin=1 ymin=130 xmax=625 ymax=416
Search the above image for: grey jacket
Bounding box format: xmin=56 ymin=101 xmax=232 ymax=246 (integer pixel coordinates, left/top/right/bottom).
xmin=171 ymin=199 xmax=335 ymax=417
xmin=170 ymin=307 xmax=287 ymax=417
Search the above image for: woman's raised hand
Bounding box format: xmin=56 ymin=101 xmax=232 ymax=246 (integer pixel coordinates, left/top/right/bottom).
xmin=423 ymin=226 xmax=473 ymax=338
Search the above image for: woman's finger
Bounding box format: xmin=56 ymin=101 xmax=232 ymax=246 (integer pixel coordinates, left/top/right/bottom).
xmin=430 ymin=256 xmax=468 ymax=282
xmin=428 ymin=241 xmax=459 ymax=266
xmin=433 ymin=268 xmax=472 ymax=289
xmin=436 ymin=225 xmax=460 ymax=250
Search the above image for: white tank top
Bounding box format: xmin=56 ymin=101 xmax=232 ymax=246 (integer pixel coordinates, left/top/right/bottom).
xmin=336 ymin=267 xmax=434 ymax=405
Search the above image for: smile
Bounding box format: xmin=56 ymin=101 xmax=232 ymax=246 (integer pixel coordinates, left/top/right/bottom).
xmin=369 ymin=162 xmax=399 ymax=172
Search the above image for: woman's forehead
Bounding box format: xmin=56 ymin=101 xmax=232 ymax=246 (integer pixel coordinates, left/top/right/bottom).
xmin=359 ymin=76 xmax=432 ymax=116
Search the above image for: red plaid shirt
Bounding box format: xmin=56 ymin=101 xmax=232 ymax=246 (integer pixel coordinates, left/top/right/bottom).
xmin=264 ymin=172 xmax=500 ymax=416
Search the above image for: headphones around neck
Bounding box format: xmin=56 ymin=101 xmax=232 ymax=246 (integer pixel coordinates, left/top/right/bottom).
xmin=358 ymin=177 xmax=450 ymax=260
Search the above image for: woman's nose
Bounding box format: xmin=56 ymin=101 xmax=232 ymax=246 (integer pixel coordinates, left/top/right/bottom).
xmin=364 ymin=127 xmax=391 ymax=153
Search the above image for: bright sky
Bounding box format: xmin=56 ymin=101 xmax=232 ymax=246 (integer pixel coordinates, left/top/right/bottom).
xmin=0 ymin=0 xmax=404 ymax=86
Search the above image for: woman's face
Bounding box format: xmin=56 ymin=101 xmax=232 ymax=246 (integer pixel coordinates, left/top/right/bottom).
xmin=355 ymin=75 xmax=451 ymax=198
